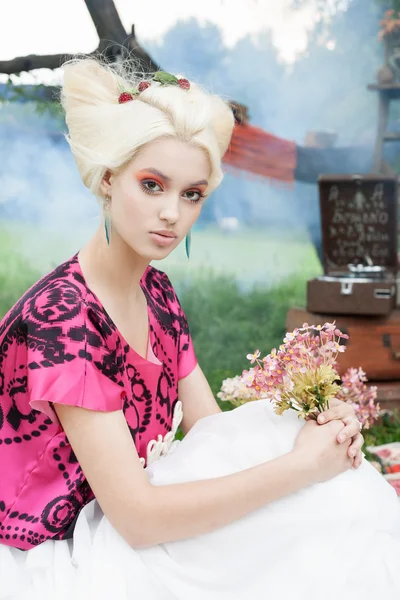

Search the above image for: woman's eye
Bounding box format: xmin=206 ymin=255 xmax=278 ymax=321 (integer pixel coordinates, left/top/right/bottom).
xmin=184 ymin=190 xmax=204 ymax=203
xmin=142 ymin=180 xmax=162 ymax=193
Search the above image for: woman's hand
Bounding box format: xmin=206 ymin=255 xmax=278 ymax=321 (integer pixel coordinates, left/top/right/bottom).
xmin=315 ymin=399 xmax=364 ymax=469
xmin=294 ymin=419 xmax=353 ymax=483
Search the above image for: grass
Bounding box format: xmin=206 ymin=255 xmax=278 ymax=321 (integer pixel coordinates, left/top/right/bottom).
xmin=0 ymin=229 xmax=41 ymax=317
xmin=363 ymin=411 xmax=400 ymax=461
xmin=159 ymin=225 xmax=322 ymax=289
xmin=0 ymin=221 xmax=314 ymax=393
xmin=1 ymin=221 xmax=400 ymax=450
xmin=177 ymin=272 xmax=307 ymax=394
xmin=0 ymin=222 xmax=322 ymax=290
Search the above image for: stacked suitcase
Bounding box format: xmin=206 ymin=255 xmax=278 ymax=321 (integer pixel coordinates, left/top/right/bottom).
xmin=287 ymin=174 xmax=400 ymax=412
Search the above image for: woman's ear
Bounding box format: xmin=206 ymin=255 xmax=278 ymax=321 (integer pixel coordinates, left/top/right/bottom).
xmin=100 ymin=170 xmax=113 ymax=198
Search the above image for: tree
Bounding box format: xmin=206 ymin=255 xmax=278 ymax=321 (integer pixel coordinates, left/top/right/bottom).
xmin=1 ymin=2 xmax=379 ymax=194
xmin=378 ymin=0 xmax=400 ymax=12
xmin=291 ymin=0 xmax=353 ymax=18
xmin=0 ymin=0 xmax=159 ymax=76
xmin=284 ymin=0 xmax=383 ymax=145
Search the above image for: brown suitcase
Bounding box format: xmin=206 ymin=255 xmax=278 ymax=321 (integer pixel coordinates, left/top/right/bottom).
xmin=307 ymin=276 xmax=396 ymax=316
xmin=286 ymin=307 xmax=400 ymax=381
xmin=375 ymin=381 xmax=400 ymax=413
xmin=307 ymin=174 xmax=398 ymax=316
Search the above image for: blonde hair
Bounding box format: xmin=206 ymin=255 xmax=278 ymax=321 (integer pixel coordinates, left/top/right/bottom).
xmin=60 ymin=56 xmax=235 ymax=199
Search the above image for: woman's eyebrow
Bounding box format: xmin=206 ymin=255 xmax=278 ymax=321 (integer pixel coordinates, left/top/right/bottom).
xmin=191 ymin=179 xmax=209 ymax=186
xmin=138 ymin=168 xmax=208 ymax=187
xmin=139 ymin=168 xmax=171 ymax=181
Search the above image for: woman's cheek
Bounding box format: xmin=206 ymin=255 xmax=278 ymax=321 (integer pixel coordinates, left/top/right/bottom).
xmin=120 ymin=191 xmax=145 ymax=220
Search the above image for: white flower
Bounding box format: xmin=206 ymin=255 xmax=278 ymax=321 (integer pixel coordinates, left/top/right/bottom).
xmin=218 ymin=376 xmax=260 ymax=406
xmin=246 ymin=350 xmax=261 ymax=364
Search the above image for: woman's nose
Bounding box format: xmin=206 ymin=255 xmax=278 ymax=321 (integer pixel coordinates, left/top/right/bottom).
xmin=159 ymin=195 xmax=180 ymax=224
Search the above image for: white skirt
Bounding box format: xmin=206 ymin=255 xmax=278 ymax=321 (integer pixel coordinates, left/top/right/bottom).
xmin=1 ymin=400 xmax=400 ymax=600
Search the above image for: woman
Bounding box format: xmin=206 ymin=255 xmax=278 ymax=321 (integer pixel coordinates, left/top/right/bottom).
xmin=0 ymin=58 xmax=399 ymax=600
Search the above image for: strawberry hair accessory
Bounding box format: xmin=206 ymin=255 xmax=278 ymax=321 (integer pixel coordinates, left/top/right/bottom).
xmin=177 ymin=78 xmax=190 ymax=90
xmin=118 ymin=92 xmax=134 ymax=104
xmin=118 ymin=71 xmax=191 ymax=104
xmin=138 ymin=81 xmax=151 ymax=92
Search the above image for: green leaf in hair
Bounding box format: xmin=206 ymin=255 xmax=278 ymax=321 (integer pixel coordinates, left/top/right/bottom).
xmin=153 ymin=71 xmax=179 ymax=85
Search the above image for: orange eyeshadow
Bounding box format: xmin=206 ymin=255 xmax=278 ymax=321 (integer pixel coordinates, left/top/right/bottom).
xmin=135 ymin=172 xmax=164 ymax=186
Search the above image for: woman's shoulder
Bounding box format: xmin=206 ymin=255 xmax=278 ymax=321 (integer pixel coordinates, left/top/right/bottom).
xmin=142 ymin=265 xmax=173 ymax=291
xmin=0 ymin=254 xmax=88 ymax=339
xmin=141 ymin=265 xmax=179 ymax=309
xmin=142 ymin=266 xmax=189 ymax=338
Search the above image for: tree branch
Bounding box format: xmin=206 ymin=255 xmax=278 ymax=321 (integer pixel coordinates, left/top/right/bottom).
xmin=82 ymin=0 xmax=159 ymax=71
xmin=0 ymin=42 xmax=114 ymax=76
xmin=0 ymin=53 xmax=74 ymax=75
xmin=83 ymin=0 xmax=127 ymax=43
xmin=0 ymin=40 xmax=160 ymax=77
xmin=0 ymin=39 xmax=159 ymax=76
xmin=0 ymin=0 xmax=160 ymax=76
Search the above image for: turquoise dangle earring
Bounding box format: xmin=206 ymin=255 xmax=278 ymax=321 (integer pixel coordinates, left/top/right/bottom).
xmin=185 ymin=229 xmax=192 ymax=260
xmin=104 ymin=193 xmax=112 ymax=245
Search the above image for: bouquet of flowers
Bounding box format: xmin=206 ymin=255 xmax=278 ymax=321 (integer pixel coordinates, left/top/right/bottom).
xmin=218 ymin=322 xmax=380 ymax=429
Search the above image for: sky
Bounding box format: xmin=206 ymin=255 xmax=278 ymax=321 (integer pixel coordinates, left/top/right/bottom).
xmin=0 ymin=0 xmax=320 ymax=83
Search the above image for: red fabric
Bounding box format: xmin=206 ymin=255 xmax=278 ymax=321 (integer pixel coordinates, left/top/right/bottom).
xmin=223 ymin=123 xmax=297 ymax=183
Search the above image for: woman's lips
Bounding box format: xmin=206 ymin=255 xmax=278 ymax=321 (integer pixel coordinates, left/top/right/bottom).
xmin=150 ymin=232 xmax=177 ymax=247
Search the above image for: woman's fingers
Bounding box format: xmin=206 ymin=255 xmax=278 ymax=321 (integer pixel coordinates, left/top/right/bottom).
xmin=335 ymin=417 xmax=362 ymax=444
xmin=317 ymin=402 xmax=354 ymax=425
xmin=347 ymin=432 xmax=364 ymax=468
xmin=314 ymin=402 xmax=364 ymax=469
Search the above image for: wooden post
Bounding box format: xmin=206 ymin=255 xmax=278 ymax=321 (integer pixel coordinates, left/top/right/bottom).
xmin=373 ymin=92 xmax=390 ymax=173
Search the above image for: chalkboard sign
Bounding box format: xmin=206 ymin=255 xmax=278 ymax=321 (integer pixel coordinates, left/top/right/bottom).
xmin=318 ymin=174 xmax=398 ymax=274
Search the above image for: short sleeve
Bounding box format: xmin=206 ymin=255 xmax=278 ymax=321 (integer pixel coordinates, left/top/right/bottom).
xmin=24 ymin=283 xmax=124 ymax=423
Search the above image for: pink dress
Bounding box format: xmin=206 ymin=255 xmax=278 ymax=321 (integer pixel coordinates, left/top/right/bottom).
xmin=0 ymin=254 xmax=197 ymax=551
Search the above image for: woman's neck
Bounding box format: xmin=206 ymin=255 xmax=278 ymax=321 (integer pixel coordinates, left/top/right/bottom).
xmin=78 ymin=226 xmax=150 ymax=304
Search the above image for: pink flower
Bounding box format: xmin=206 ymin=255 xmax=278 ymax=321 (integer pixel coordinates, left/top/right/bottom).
xmin=241 ymin=369 xmax=255 ymax=386
xmin=324 ymin=322 xmax=337 ymax=332
xmin=283 ymin=331 xmax=298 ymax=343
xmin=271 ymin=390 xmax=282 ymax=402
xmin=246 ymin=350 xmax=260 ymax=364
xmin=241 ymin=323 xmax=378 ymax=425
xmin=338 ymin=367 xmax=380 ymax=429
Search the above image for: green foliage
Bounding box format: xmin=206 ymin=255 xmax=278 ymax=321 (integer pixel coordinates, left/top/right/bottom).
xmin=0 ymin=235 xmax=398 ymax=449
xmin=178 ymin=273 xmax=307 ymax=398
xmin=377 ymin=0 xmax=400 ymax=12
xmin=3 ymin=0 xmax=400 ymax=446
xmin=0 ymin=230 xmax=40 ymax=316
xmin=284 ymin=0 xmax=383 ymax=144
xmin=292 ymin=0 xmax=352 ymax=18
xmin=179 ymin=273 xmax=400 ymax=449
xmin=0 ymin=77 xmax=63 ymax=121
xmin=363 ymin=410 xmax=400 ymax=460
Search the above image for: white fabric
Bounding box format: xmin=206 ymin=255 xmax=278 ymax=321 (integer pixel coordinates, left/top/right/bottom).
xmin=1 ymin=400 xmax=400 ymax=600
xmin=140 ymin=400 xmax=183 ymax=467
